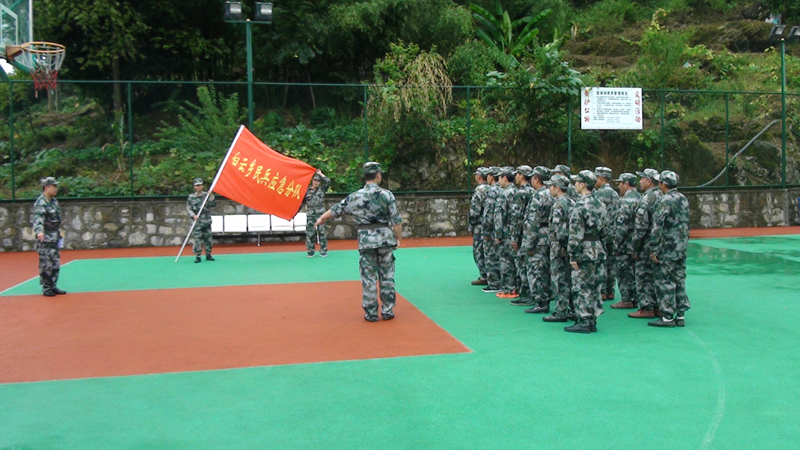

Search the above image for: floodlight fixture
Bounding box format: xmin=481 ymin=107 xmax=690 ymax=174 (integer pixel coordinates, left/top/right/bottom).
xmin=255 ymin=2 xmax=273 ymax=24
xmin=224 ymin=1 xmax=244 ymax=21
xmin=788 ymin=26 xmax=800 ymax=41
xmin=770 ymin=24 xmax=787 ymax=40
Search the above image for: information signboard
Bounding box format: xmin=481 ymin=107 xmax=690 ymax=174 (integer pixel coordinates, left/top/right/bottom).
xmin=580 ymin=87 xmax=643 ymax=130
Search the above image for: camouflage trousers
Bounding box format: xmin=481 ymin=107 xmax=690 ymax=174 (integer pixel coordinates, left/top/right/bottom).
xmin=525 ymin=245 xmax=551 ymax=306
xmin=572 ymin=260 xmax=604 ymax=322
xmin=615 ymin=254 xmax=637 ymax=304
xmin=515 ymin=251 xmax=529 ymax=298
xmin=192 ymin=222 xmax=213 ymax=256
xmin=655 ymin=258 xmax=691 ymax=319
xmin=37 ymin=242 xmax=60 ymax=291
xmin=359 ymin=246 xmax=396 ymax=318
xmin=305 ymin=211 xmax=328 ymax=253
xmin=483 ymin=238 xmax=502 ymax=289
xmin=498 ymin=241 xmax=517 ymax=294
xmin=472 ymin=228 xmax=486 ymax=279
xmin=635 ymin=257 xmax=657 ymax=310
xmin=550 ymin=255 xmax=572 ymax=317
xmin=604 ymin=253 xmax=617 ymax=298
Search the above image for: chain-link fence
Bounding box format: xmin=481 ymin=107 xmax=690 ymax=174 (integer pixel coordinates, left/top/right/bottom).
xmin=2 ymin=80 xmax=799 ymax=200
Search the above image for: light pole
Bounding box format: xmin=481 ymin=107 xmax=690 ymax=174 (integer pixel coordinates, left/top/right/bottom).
xmin=769 ymin=24 xmax=800 ymax=187
xmin=225 ymin=2 xmax=273 ymax=129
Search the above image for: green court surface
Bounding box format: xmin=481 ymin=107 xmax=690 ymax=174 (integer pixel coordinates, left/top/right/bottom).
xmin=2 ymin=236 xmax=799 ymax=449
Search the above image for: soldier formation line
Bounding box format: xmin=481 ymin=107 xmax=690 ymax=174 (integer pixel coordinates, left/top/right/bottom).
xmin=32 ymin=162 xmax=689 ymax=332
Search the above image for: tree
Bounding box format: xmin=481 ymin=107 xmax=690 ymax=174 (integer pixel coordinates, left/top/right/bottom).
xmin=469 ymin=1 xmax=551 ymax=68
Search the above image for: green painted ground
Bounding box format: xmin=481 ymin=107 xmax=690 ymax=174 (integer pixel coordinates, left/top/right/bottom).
xmin=1 ymin=237 xmax=799 ymax=449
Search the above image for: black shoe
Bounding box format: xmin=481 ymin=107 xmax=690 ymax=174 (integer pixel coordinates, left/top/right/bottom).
xmin=542 ymin=315 xmax=568 ymax=323
xmin=524 ymin=305 xmax=549 ymax=314
xmin=510 ymin=298 xmax=534 ymax=306
xmin=307 ymin=252 xmax=315 ymax=258
xmin=320 ymin=253 xmax=328 ymax=258
xmin=206 ymin=255 xmax=215 ymax=261
xmin=481 ymin=286 xmax=501 ymax=293
xmin=51 ymin=287 xmax=67 ymax=295
xmin=589 ymin=321 xmax=597 ymax=333
xmin=43 ymin=289 xmax=56 ymax=297
xmin=648 ymin=317 xmax=676 ymax=328
xmin=564 ymin=322 xmax=592 ymax=334
xmin=382 ymin=313 xmax=394 ymax=321
xmin=194 ymin=256 xmax=202 ymax=263
xmin=675 ymin=316 xmax=685 ymax=327
xmin=364 ymin=315 xmax=379 ymax=322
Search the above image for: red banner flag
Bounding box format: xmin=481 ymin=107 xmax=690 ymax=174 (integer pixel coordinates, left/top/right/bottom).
xmin=211 ymin=126 xmax=316 ymax=220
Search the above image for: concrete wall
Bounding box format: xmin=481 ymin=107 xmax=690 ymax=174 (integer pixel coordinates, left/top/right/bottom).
xmin=1 ymin=188 xmax=798 ymax=252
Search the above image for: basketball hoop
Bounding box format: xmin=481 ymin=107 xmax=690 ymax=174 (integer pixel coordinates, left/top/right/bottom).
xmin=7 ymin=42 xmax=66 ymax=91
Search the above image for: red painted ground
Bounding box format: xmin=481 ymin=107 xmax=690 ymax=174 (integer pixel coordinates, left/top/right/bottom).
xmin=0 ymin=281 xmax=470 ymax=384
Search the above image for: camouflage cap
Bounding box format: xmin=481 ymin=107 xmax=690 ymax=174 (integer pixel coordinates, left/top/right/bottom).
xmin=545 ymin=174 xmax=570 ymax=191
xmin=363 ymin=162 xmax=382 ymax=175
xmin=487 ymin=166 xmax=500 ymax=177
xmin=312 ymin=172 xmax=322 ymax=181
xmin=40 ymin=177 xmax=59 ymax=187
xmin=613 ymin=172 xmax=638 ymax=185
xmin=635 ymin=168 xmax=661 ymax=182
xmin=516 ymin=165 xmax=533 ymax=177
xmin=193 ymin=178 xmax=204 ymax=185
xmin=570 ymin=169 xmax=597 ymax=186
xmin=551 ymin=164 xmax=571 ymax=177
xmin=532 ymin=166 xmax=551 ymax=180
xmin=660 ymin=170 xmax=680 ymax=187
xmin=500 ymin=166 xmax=516 ymax=177
xmin=474 ymin=167 xmax=489 ymax=177
xmin=594 ymin=166 xmax=613 ymax=179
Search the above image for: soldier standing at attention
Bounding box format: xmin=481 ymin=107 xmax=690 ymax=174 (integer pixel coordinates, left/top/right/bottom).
xmin=494 ymin=167 xmax=519 ymax=299
xmin=33 ymin=177 xmax=67 ymax=297
xmin=542 ymin=174 xmax=576 ymax=323
xmin=186 ymin=178 xmax=217 ymax=263
xmin=593 ymin=167 xmax=620 ymax=302
xmin=628 ymin=169 xmax=663 ymax=319
xmin=610 ymin=173 xmax=642 ymax=310
xmin=648 ymin=170 xmax=691 ymax=328
xmin=481 ymin=167 xmax=502 ymax=293
xmin=302 ymin=170 xmax=331 ymax=257
xmin=509 ymin=165 xmax=534 ymax=305
xmin=315 ymin=162 xmax=403 ymax=322
xmin=551 ymin=165 xmax=579 ymax=201
xmin=469 ymin=167 xmax=490 ymax=285
xmin=523 ymin=166 xmax=554 ymax=314
xmin=565 ymin=170 xmax=607 ymax=334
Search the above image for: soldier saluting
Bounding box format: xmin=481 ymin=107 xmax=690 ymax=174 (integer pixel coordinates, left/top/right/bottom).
xmin=33 ymin=177 xmax=67 ymax=297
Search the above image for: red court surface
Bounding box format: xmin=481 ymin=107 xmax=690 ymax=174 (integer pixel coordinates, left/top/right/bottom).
xmin=0 ymin=281 xmax=470 ymax=384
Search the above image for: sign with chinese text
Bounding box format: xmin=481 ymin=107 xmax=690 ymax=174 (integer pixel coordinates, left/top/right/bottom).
xmin=580 ymin=87 xmax=643 ymax=130
xmin=212 ymin=126 xmax=317 ymax=220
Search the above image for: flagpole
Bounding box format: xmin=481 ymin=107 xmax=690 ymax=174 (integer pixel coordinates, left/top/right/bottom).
xmin=175 ymin=125 xmax=247 ymax=262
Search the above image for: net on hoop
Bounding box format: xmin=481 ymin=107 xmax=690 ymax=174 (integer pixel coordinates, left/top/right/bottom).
xmin=13 ymin=42 xmax=66 ymax=91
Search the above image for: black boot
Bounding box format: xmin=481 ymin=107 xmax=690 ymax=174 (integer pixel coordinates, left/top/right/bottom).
xmin=43 ymin=289 xmax=56 ymax=297
xmin=51 ymin=287 xmax=67 ymax=295
xmin=542 ymin=314 xmax=568 ymax=323
xmin=206 ymin=254 xmax=215 ymax=261
xmin=564 ymin=321 xmax=592 ymax=334
xmin=194 ymin=256 xmax=202 ymax=263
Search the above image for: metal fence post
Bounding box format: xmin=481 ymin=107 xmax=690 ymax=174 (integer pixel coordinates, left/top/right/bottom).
xmin=725 ymin=92 xmax=729 ymax=188
xmin=781 ymin=40 xmax=787 ymax=188
xmin=246 ymin=20 xmax=254 ymax=129
xmin=567 ymin=94 xmax=572 ymax=167
xmin=660 ymin=91 xmax=665 ymax=170
xmin=9 ymin=81 xmax=14 ymax=201
xmin=128 ymin=82 xmax=134 ymax=199
xmin=466 ymin=86 xmax=472 ymax=189
xmin=363 ymin=85 xmax=368 ymax=160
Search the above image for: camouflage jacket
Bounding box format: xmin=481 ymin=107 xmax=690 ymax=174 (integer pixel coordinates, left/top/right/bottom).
xmin=481 ymin=183 xmax=501 ymax=239
xmin=594 ymin=183 xmax=619 ymax=246
xmin=519 ymin=195 xmax=542 ymax=253
xmin=612 ymin=189 xmax=642 ymax=255
xmin=493 ymin=184 xmax=517 ymax=242
xmin=548 ymin=195 xmax=575 ymax=259
xmin=568 ymin=193 xmax=608 ymax=262
xmin=651 ymin=188 xmax=690 ymax=261
xmin=632 ymin=187 xmax=662 ymax=256
xmin=302 ymin=174 xmax=331 ymax=215
xmin=32 ymin=194 xmax=62 ymax=244
xmin=330 ymin=183 xmax=402 ymax=250
xmin=509 ymin=183 xmax=533 ymax=245
xmin=186 ymin=191 xmax=217 ymax=226
xmin=566 ymin=184 xmax=579 ymax=201
xmin=468 ymin=183 xmax=489 ymax=233
xmin=533 ymin=186 xmax=553 ymax=246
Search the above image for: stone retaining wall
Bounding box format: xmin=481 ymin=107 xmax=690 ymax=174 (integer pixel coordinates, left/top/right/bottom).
xmin=1 ymin=188 xmax=798 ymax=252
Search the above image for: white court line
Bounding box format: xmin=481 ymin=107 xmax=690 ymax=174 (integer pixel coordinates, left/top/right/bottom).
xmin=688 ymin=328 xmax=727 ymax=450
xmin=0 ymin=261 xmax=74 ymax=296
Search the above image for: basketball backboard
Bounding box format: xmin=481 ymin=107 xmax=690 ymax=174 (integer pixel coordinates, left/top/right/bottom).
xmin=1 ymin=0 xmax=33 ymax=72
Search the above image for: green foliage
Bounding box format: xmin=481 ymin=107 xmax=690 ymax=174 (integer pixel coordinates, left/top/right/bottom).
xmin=469 ymin=2 xmax=552 ymax=67
xmin=448 ymin=40 xmax=504 ymax=85
xmin=574 ymin=0 xmax=647 ymax=33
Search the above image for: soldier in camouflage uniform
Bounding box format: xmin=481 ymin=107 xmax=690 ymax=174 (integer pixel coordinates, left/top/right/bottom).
xmin=494 ymin=167 xmax=519 ymax=298
xmin=564 ymin=170 xmax=607 ymax=334
xmin=469 ymin=167 xmax=490 ymax=285
xmin=610 ymin=173 xmax=642 ymax=310
xmin=542 ymin=175 xmax=576 ymax=322
xmin=32 ymin=177 xmax=67 ymax=297
xmin=481 ymin=167 xmax=502 ymax=293
xmin=186 ymin=178 xmax=217 ymax=263
xmin=593 ymin=167 xmax=620 ymax=301
xmin=551 ymin=165 xmax=579 ymax=201
xmin=315 ymin=162 xmax=403 ymax=322
xmin=509 ymin=165 xmax=535 ymax=305
xmin=522 ymin=166 xmax=554 ymax=314
xmin=302 ymin=170 xmax=331 ymax=257
xmin=628 ymin=169 xmax=663 ymax=319
xmin=648 ymin=170 xmax=691 ymax=328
